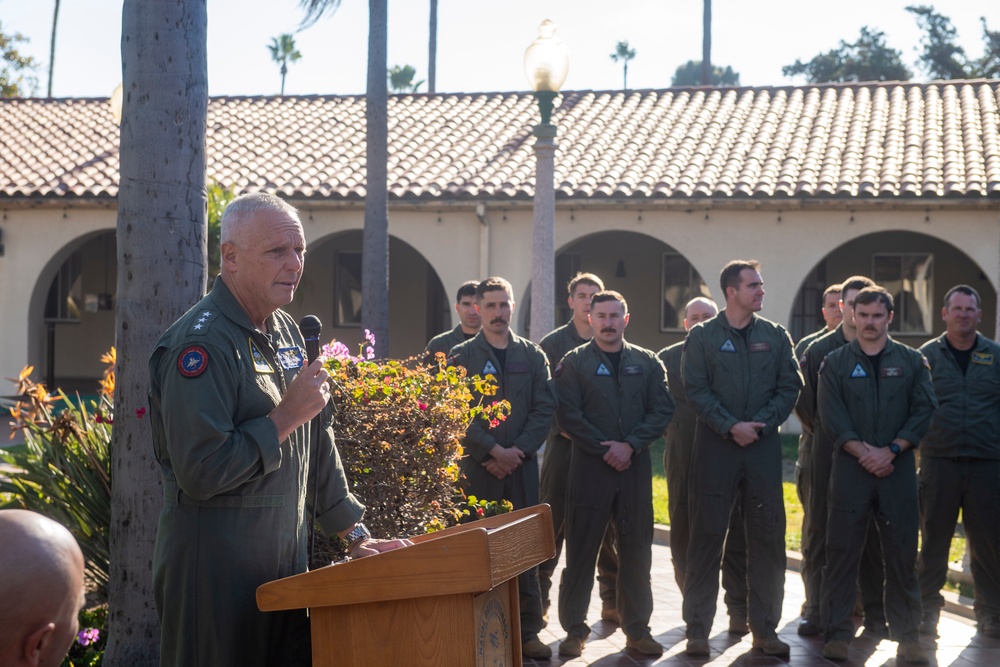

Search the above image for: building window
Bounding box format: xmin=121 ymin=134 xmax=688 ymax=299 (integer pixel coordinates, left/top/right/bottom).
xmin=334 ymin=251 xmax=363 ymax=327
xmin=661 ymin=253 xmax=711 ymax=331
xmin=872 ymin=253 xmax=934 ymax=334
xmin=555 ymin=252 xmax=582 ymax=324
xmin=45 ymin=251 xmax=83 ymax=322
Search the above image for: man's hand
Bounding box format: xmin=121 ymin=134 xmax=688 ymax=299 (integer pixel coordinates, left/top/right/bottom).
xmin=857 ymin=443 xmax=895 ymax=478
xmin=268 ymin=359 xmax=331 ymax=441
xmin=601 ymin=440 xmax=633 ymax=472
xmin=482 ymin=459 xmax=508 ymax=479
xmin=489 ymin=445 xmax=525 ymax=476
xmin=729 ymin=421 xmax=766 ymax=447
xmin=349 ymin=537 xmax=413 ymax=559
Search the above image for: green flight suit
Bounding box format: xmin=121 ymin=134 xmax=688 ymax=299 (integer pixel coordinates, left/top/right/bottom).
xmin=796 ymin=327 xmax=885 ymax=627
xmin=817 ymin=337 xmax=937 ymax=643
xmin=450 ymin=330 xmax=556 ymax=641
xmin=659 ymin=342 xmax=747 ymax=621
xmin=538 ymin=320 xmax=618 ymax=612
xmin=918 ymin=333 xmax=1000 ymax=623
xmin=554 ymin=340 xmax=674 ymax=641
xmin=424 ymin=324 xmax=472 ymax=363
xmin=149 ymin=277 xmax=365 ymax=667
xmin=681 ymin=311 xmax=802 ymax=641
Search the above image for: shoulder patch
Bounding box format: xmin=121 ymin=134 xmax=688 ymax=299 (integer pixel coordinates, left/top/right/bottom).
xmin=720 ymin=338 xmax=737 ymax=353
xmin=922 ymin=354 xmax=931 ymax=370
xmin=799 ymin=353 xmax=808 ymax=367
xmin=817 ymin=358 xmax=826 ymax=375
xmin=178 ymin=346 xmax=209 ymax=378
xmin=553 ymin=362 xmax=563 ymax=378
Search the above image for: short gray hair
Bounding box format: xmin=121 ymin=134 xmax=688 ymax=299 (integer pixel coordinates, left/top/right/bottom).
xmin=220 ymin=192 xmax=300 ymax=248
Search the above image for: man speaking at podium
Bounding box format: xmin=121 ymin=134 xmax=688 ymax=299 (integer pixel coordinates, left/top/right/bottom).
xmin=149 ymin=193 xmax=408 ymax=667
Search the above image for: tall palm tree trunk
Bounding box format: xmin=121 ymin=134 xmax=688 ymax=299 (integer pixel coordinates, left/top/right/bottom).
xmin=47 ymin=0 xmax=60 ymax=97
xmin=428 ymin=0 xmax=437 ymax=93
xmin=105 ymin=1 xmax=208 ymax=663
xmin=363 ymin=0 xmax=390 ymax=355
xmin=701 ymin=0 xmax=712 ymax=85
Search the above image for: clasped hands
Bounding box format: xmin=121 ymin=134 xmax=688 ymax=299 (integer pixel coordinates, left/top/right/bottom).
xmin=855 ymin=441 xmax=895 ymax=478
xmin=483 ymin=444 xmax=526 ymax=479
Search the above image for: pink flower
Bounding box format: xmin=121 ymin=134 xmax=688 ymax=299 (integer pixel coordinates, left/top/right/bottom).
xmin=77 ymin=628 xmax=100 ymax=647
xmin=365 ymin=346 xmax=375 ymax=360
xmin=136 ymin=406 xmax=147 ymax=419
xmin=489 ymin=418 xmax=500 ymax=428
xmin=418 ymin=402 xmax=428 ymax=411
xmin=476 ymin=507 xmax=485 ymax=517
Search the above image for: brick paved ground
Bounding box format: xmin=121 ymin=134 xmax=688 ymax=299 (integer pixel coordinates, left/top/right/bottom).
xmin=527 ymin=538 xmax=994 ymax=666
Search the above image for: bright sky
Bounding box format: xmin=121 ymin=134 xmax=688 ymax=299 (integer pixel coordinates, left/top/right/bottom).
xmin=3 ymin=0 xmax=998 ymax=99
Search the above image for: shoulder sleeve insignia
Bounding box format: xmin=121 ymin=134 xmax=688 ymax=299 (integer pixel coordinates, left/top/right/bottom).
xmin=799 ymin=353 xmax=808 ymax=367
xmin=178 ymin=346 xmax=209 ymax=378
xmin=922 ymin=355 xmax=931 ymax=370
xmin=553 ymin=362 xmax=563 ymax=378
xmin=817 ymin=358 xmax=826 ymax=375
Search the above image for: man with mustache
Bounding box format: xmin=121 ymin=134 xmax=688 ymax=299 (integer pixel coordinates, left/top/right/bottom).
xmin=817 ymin=286 xmax=936 ymax=664
xmin=537 ymin=272 xmax=621 ymax=625
xmin=424 ymin=280 xmax=480 ymax=363
xmin=917 ymin=285 xmax=1000 ymax=639
xmin=448 ymin=276 xmax=556 ymax=660
xmin=681 ymin=260 xmax=802 ymax=658
xmin=553 ymin=291 xmax=673 ymax=658
xmin=658 ymin=297 xmax=750 ymax=636
xmin=794 ymin=275 xmax=886 ymax=638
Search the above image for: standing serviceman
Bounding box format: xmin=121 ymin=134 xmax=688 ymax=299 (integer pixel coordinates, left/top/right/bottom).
xmin=449 ymin=276 xmax=556 ymax=661
xmin=817 ymin=286 xmax=936 ymax=664
xmin=658 ymin=297 xmax=750 ymax=636
xmin=149 ymin=193 xmax=409 ymax=667
xmin=917 ymin=285 xmax=1000 ymax=638
xmin=424 ymin=280 xmax=480 ymax=362
xmin=681 ymin=260 xmax=802 ymax=657
xmin=795 ymin=284 xmax=843 ymax=358
xmin=537 ymin=272 xmax=621 ymax=624
xmin=794 ymin=275 xmax=882 ymax=637
xmin=553 ymin=290 xmax=673 ymax=658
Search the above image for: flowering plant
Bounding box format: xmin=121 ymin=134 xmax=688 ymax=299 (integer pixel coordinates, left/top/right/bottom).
xmin=315 ymin=331 xmax=509 ymax=558
xmin=61 ymin=606 xmax=106 ymax=666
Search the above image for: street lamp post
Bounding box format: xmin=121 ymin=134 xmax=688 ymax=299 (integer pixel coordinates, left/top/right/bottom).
xmin=524 ymin=20 xmax=569 ymax=342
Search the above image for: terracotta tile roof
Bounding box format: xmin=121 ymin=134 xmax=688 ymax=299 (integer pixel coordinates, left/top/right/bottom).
xmin=2 ymin=81 xmax=999 ymax=201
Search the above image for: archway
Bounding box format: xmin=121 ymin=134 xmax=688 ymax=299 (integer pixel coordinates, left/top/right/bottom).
xmin=294 ymin=231 xmax=449 ymax=358
xmin=789 ymin=230 xmax=996 ymax=344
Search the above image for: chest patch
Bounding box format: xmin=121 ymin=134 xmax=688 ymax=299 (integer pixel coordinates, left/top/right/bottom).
xmin=277 ymin=346 xmax=305 ymax=371
xmin=720 ymin=339 xmax=737 ymax=352
xmin=880 ymin=366 xmax=904 ymax=378
xmin=482 ymin=360 xmax=498 ymax=375
xmin=850 ymin=363 xmax=868 ymax=378
xmin=177 ymin=346 xmax=209 ymax=378
xmin=507 ymin=361 xmax=530 ymax=374
xmin=750 ymin=341 xmax=772 ymax=353
xmin=622 ymin=365 xmax=643 ymax=376
xmin=973 ymin=352 xmax=994 ymax=366
xmin=248 ymin=339 xmax=274 ymax=373
xmin=596 ymin=363 xmax=613 ymax=376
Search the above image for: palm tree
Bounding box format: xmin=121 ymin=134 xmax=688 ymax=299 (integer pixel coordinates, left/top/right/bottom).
xmin=106 ymin=1 xmax=208 ymax=664
xmin=427 ymin=0 xmax=437 ymax=93
xmin=268 ymin=33 xmax=302 ymax=96
xmin=47 ymin=0 xmax=60 ymax=97
xmin=610 ymin=40 xmax=637 ymax=89
xmin=300 ymin=0 xmax=390 ymax=354
xmin=702 ymin=0 xmax=711 ymax=85
xmin=388 ymin=64 xmax=424 ymax=93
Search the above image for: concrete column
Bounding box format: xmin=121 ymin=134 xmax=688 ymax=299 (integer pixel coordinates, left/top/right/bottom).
xmin=529 ymin=124 xmax=557 ymax=342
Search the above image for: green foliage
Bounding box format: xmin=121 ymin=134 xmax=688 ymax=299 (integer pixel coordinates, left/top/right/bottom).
xmin=907 ymin=5 xmax=1000 ymax=79
xmin=268 ymin=33 xmax=302 ymax=95
xmin=206 ymin=181 xmax=237 ymax=280
xmin=387 ymin=64 xmax=424 ymax=93
xmin=313 ymin=334 xmax=508 ymax=560
xmin=610 ymin=40 xmax=637 ymax=89
xmin=62 ymin=606 xmax=107 ymax=667
xmin=1 ymin=22 xmax=39 ymax=97
xmin=783 ymin=26 xmax=912 ymax=83
xmin=672 ymin=60 xmax=740 ymax=86
xmin=1 ymin=358 xmax=114 ymax=596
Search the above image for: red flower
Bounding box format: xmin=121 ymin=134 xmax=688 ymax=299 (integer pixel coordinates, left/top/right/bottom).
xmin=418 ymin=402 xmax=428 ymax=411
xmin=95 ymin=414 xmax=104 ymax=423
xmin=476 ymin=507 xmax=485 ymax=516
xmin=136 ymin=407 xmax=147 ymax=419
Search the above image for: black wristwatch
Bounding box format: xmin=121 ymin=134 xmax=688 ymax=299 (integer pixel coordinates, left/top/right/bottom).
xmin=888 ymin=442 xmax=902 ymax=455
xmin=343 ymin=522 xmax=371 ymax=551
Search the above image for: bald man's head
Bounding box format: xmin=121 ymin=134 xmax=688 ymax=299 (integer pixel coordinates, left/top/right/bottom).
xmin=683 ymin=297 xmax=719 ymax=331
xmin=0 ymin=510 xmax=85 ymax=667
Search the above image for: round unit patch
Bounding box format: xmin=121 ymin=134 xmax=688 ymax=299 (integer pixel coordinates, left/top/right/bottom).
xmin=178 ymin=346 xmax=209 ymax=378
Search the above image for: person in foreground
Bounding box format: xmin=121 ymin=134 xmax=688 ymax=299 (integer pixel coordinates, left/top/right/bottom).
xmin=554 ymin=290 xmax=673 ymax=658
xmin=0 ymin=509 xmax=86 ymax=667
xmin=149 ymin=193 xmax=408 ymax=667
xmin=817 ymin=286 xmax=936 ymax=664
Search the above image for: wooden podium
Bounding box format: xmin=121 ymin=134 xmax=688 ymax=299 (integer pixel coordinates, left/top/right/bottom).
xmin=257 ymin=504 xmax=555 ymax=667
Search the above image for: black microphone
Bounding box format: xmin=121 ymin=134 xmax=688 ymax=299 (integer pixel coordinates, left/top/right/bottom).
xmin=299 ymin=315 xmax=322 ymax=363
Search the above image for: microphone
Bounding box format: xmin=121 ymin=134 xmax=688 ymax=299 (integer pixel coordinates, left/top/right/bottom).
xmin=299 ymin=315 xmax=322 ymax=363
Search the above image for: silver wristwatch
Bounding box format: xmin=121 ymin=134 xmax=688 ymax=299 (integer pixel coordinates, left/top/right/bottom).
xmin=344 ymin=522 xmax=371 ymax=551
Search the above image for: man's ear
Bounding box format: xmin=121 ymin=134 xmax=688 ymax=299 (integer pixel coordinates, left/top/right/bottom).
xmin=221 ymin=242 xmax=238 ymax=272
xmin=22 ymin=622 xmax=56 ymax=667
xmin=623 ymin=313 xmax=630 ymax=327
